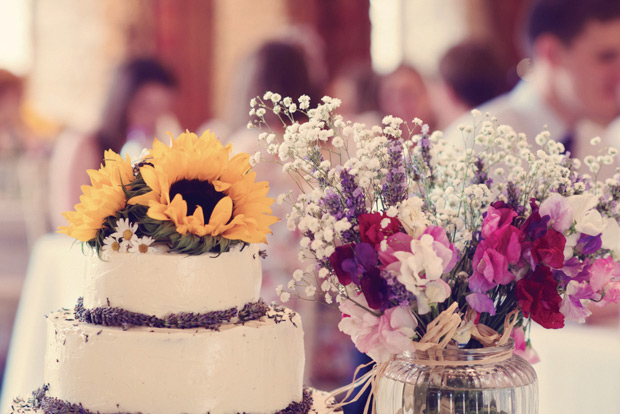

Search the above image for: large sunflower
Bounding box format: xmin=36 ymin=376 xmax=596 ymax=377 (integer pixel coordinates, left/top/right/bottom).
xmin=59 ymin=150 xmax=134 ymax=242
xmin=129 ymin=131 xmax=278 ymax=244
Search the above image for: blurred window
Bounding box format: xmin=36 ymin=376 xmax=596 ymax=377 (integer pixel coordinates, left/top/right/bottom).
xmin=0 ymin=0 xmax=32 ymax=75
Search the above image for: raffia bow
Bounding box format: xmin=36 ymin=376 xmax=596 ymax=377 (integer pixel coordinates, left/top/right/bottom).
xmin=325 ymin=303 xmax=520 ymax=413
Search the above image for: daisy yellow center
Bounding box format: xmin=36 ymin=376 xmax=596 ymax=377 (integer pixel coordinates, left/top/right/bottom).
xmin=138 ymin=244 xmax=148 ymax=253
xmin=123 ymin=230 xmax=133 ymax=240
xmin=169 ymin=179 xmax=228 ymax=223
xmin=112 ymin=241 xmax=121 ymax=251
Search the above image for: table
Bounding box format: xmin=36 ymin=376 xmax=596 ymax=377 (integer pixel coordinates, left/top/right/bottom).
xmin=0 ymin=234 xmax=85 ymax=413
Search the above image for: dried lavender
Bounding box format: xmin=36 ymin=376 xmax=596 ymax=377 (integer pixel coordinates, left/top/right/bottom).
xmin=339 ymin=169 xmax=366 ymax=243
xmin=75 ymin=298 xmax=275 ymax=331
xmin=381 ymin=140 xmax=408 ymax=206
xmin=18 ymin=386 xmax=319 ymax=414
xmin=237 ymin=299 xmax=270 ymax=323
xmin=163 ymin=307 xmax=238 ymax=330
xmin=384 ymin=275 xmax=416 ymax=309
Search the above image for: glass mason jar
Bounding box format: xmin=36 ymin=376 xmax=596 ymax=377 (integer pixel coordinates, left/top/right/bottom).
xmin=375 ymin=340 xmax=538 ymax=414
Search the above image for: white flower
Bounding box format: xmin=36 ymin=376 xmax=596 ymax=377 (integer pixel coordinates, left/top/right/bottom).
xmin=398 ymin=197 xmax=428 ymax=239
xmin=111 ymin=218 xmax=139 ymax=242
xmin=393 ymin=235 xmax=451 ymax=295
xmin=263 ymin=91 xmax=273 ymax=100
xmin=590 ymin=136 xmax=602 ymax=146
xmin=305 ymin=285 xmax=317 ymax=297
xmin=293 ymin=269 xmax=304 ymax=281
xmin=280 ymin=292 xmax=291 ymax=303
xmin=567 ymin=193 xmax=604 ymax=236
xmin=128 ymin=236 xmax=155 ymax=254
xmin=102 ymin=235 xmax=128 ymax=257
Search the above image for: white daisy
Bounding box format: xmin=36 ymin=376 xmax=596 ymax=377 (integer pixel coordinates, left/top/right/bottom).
xmin=128 ymin=236 xmax=155 ymax=254
xmin=111 ymin=218 xmax=139 ymax=242
xmin=101 ymin=235 xmax=129 ymax=257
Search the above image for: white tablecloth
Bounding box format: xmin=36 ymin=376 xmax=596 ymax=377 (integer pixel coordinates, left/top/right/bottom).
xmin=0 ymin=234 xmax=85 ymax=413
xmin=2 ymin=234 xmax=620 ymax=414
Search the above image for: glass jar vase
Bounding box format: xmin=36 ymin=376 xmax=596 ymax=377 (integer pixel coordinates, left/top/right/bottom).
xmin=375 ymin=340 xmax=538 ymax=414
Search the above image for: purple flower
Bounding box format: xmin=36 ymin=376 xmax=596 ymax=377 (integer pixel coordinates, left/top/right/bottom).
xmin=554 ymin=257 xmax=591 ymax=286
xmin=575 ymin=233 xmax=602 ymax=255
xmin=559 ymin=281 xmax=595 ymax=323
xmin=384 ymin=275 xmax=415 ymax=308
xmin=360 ymin=267 xmax=389 ymax=310
xmin=521 ymin=199 xmax=550 ymax=240
xmin=466 ymin=293 xmax=497 ymax=316
xmin=340 ymin=169 xmax=367 ymax=243
xmin=382 ymin=140 xmax=408 ymax=206
xmin=321 ymin=188 xmax=345 ymax=221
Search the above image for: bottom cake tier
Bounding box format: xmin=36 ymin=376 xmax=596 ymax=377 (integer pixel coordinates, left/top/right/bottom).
xmin=42 ymin=307 xmax=305 ymax=414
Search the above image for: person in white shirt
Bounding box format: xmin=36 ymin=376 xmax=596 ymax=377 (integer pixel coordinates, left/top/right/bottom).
xmin=444 ymin=0 xmax=620 ymax=150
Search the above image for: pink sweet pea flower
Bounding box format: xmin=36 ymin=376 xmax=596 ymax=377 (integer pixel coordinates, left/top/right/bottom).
xmin=511 ymin=326 xmax=540 ymax=364
xmin=539 ymin=193 xmax=573 ymax=233
xmin=338 ymin=296 xmax=417 ymax=363
xmin=590 ymin=256 xmax=620 ymax=293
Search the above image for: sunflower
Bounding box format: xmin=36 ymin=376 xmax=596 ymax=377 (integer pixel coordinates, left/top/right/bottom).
xmin=129 ymin=131 xmax=278 ymax=244
xmin=58 ymin=150 xmax=134 ymax=242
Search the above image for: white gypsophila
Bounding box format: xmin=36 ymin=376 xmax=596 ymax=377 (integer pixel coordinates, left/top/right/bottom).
xmin=280 ymin=292 xmax=291 ymax=303
xmin=590 ymin=136 xmax=602 ymax=146
xmin=293 ymin=269 xmax=304 ymax=281
xmin=305 ymin=285 xmax=317 ymax=297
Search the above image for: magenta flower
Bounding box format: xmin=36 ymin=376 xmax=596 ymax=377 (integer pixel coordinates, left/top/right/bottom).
xmin=358 ymin=212 xmax=401 ymax=248
xmin=378 ymin=232 xmax=414 ymax=267
xmin=482 ymin=203 xmax=518 ymax=239
xmin=531 ymin=228 xmax=566 ymax=269
xmin=468 ymin=241 xmax=514 ymax=293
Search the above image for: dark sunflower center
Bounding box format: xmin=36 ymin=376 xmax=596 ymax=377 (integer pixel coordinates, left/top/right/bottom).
xmin=169 ymin=179 xmax=226 ymax=223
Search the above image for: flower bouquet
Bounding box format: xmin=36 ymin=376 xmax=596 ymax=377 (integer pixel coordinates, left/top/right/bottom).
xmin=249 ymin=93 xmax=620 ymax=413
xmin=59 ymin=130 xmax=278 ymax=256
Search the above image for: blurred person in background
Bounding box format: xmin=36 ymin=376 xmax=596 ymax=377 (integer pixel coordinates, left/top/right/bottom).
xmin=48 ymin=57 xmax=179 ymax=229
xmin=378 ymin=65 xmax=437 ymax=132
xmin=438 ymin=39 xmax=512 ymax=125
xmin=326 ymin=61 xmax=381 ymax=125
xmin=444 ymin=0 xmax=620 ymax=152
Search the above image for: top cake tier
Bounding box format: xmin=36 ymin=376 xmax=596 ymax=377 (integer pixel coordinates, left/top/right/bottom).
xmin=82 ymin=244 xmax=262 ymax=317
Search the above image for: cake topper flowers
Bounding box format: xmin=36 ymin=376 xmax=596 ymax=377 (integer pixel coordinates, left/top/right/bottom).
xmin=249 ymin=92 xmax=620 ymax=365
xmin=59 ymin=130 xmax=278 ymax=255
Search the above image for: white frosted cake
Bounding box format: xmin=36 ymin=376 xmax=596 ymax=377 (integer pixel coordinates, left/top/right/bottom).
xmin=12 ymin=245 xmax=334 ymax=414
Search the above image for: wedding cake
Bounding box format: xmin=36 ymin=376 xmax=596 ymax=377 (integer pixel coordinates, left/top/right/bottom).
xmin=10 ymin=132 xmax=335 ymax=413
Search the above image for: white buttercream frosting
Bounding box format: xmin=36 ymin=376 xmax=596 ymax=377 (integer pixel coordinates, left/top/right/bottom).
xmin=45 ymin=309 xmax=304 ymax=414
xmin=82 ymin=244 xmax=262 ymax=317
